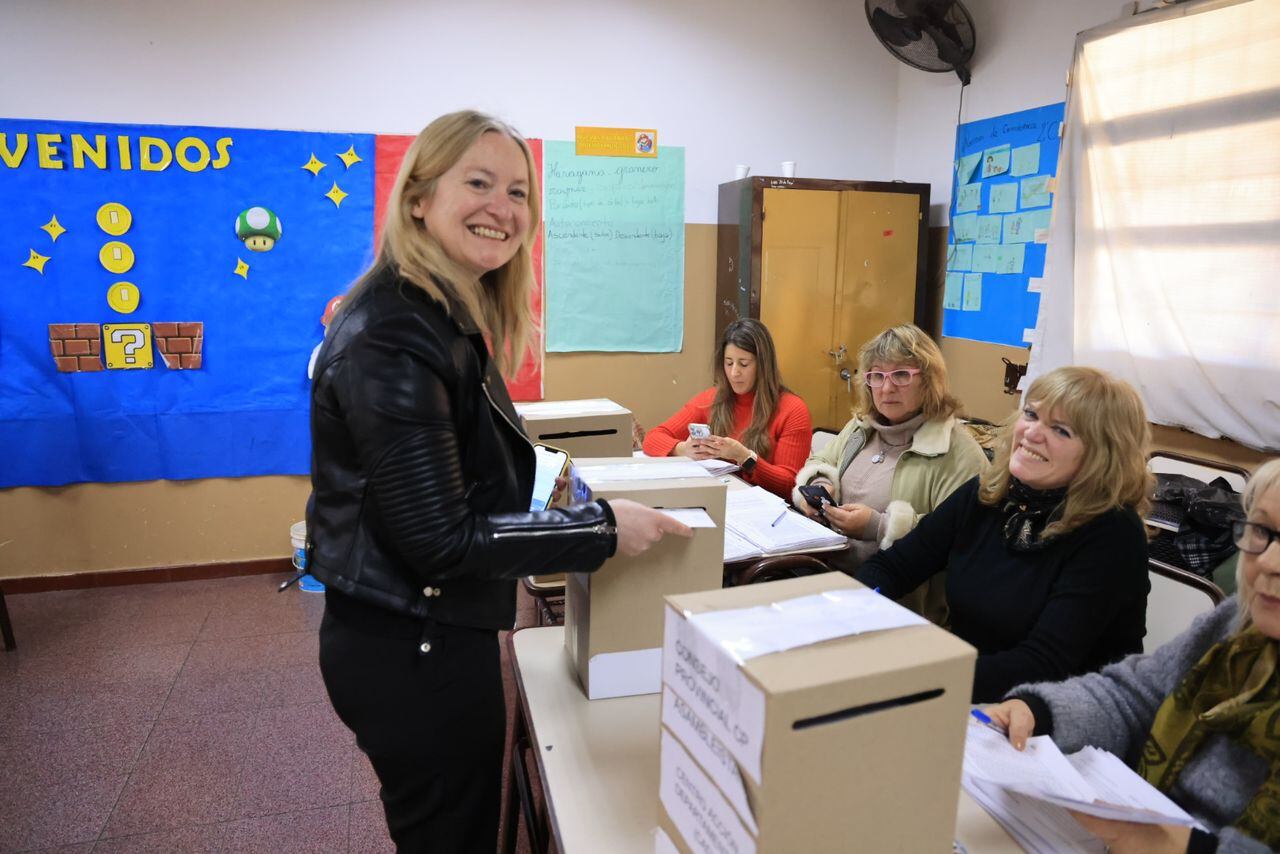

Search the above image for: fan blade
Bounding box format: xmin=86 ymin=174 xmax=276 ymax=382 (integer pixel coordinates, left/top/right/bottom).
xmin=871 ymin=7 xmax=922 ymax=47
xmin=922 ymin=23 xmax=970 ymax=67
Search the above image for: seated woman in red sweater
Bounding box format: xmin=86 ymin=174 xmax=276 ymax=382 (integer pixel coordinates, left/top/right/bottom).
xmin=643 ymin=319 xmax=812 ymax=499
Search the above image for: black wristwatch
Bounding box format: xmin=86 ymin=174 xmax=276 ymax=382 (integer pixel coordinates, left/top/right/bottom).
xmin=741 ymin=452 xmax=758 ymax=474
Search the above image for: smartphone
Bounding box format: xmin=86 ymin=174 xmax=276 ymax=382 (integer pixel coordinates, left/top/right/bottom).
xmin=798 ymin=484 xmax=835 ymax=514
xmin=688 ymin=423 xmax=711 ymax=439
xmin=530 ymin=444 xmax=571 ymax=512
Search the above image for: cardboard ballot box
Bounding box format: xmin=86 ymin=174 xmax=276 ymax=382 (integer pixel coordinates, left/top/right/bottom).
xmin=514 ymin=398 xmax=633 ymax=458
xmin=565 ymin=457 xmax=727 ymax=700
xmin=657 ymin=572 xmax=976 ymax=854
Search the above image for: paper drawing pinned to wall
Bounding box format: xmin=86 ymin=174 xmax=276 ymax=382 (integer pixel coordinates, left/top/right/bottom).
xmin=103 ymin=323 xmax=152 ymax=369
xmin=41 ymin=215 xmax=67 ymax=242
xmin=96 ymin=202 xmax=132 ymax=236
xmin=154 ymin=322 xmax=203 ymax=370
xmin=235 ymin=206 xmax=282 ymax=252
xmin=49 ymin=324 xmax=102 ymax=372
xmin=106 ymin=281 xmax=140 ymax=314
xmin=22 ymin=248 xmax=50 ymax=274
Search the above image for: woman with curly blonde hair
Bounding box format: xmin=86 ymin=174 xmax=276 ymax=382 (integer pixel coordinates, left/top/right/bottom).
xmin=792 ymin=324 xmax=987 ymax=622
xmin=856 ymin=366 xmax=1152 ymax=702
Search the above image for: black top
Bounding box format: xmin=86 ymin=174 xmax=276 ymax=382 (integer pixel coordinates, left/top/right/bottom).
xmin=855 ymin=477 xmax=1149 ymax=702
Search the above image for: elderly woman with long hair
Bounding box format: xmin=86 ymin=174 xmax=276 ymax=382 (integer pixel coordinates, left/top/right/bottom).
xmin=792 ymin=324 xmax=987 ymax=623
xmin=855 ymin=366 xmax=1152 ymax=702
xmin=644 ymin=318 xmax=811 ymax=499
xmin=985 ymin=459 xmax=1280 ymax=854
xmin=307 ymin=111 xmax=690 ymax=852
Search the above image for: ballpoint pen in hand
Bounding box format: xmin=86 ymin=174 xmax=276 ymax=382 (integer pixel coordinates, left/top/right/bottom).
xmin=970 ymin=708 xmax=1008 ymax=735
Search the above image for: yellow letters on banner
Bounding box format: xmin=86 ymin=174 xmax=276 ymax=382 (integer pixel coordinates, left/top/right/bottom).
xmin=0 ymin=130 xmax=234 ymax=172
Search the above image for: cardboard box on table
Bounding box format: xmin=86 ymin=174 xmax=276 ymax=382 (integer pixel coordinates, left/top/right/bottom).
xmin=565 ymin=457 xmax=726 ymax=700
xmin=514 ymin=398 xmax=634 ymax=458
xmin=656 ymin=572 xmax=976 ymax=854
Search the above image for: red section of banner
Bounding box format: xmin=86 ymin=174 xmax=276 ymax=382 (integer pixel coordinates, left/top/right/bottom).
xmin=372 ymin=133 xmax=544 ymax=401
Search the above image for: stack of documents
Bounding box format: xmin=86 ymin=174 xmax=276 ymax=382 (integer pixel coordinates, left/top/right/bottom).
xmin=697 ymin=458 xmax=740 ymax=476
xmin=575 ymin=458 xmax=713 ymax=484
xmin=722 ymin=486 xmax=845 ymax=561
xmin=962 ymin=721 xmax=1204 ymax=853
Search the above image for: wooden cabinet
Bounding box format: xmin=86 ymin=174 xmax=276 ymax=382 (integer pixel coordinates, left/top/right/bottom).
xmin=716 ymin=177 xmax=931 ymax=429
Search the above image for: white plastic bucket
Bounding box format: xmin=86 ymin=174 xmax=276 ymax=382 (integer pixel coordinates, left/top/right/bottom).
xmin=290 ymin=521 xmax=307 ymax=570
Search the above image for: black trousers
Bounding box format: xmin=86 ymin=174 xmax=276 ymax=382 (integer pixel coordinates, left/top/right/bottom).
xmin=319 ymin=607 xmax=505 ymax=853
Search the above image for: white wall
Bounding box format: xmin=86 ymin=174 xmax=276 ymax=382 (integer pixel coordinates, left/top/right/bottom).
xmin=890 ymin=0 xmax=1130 ymax=225
xmin=3 ymin=0 xmax=907 ymax=224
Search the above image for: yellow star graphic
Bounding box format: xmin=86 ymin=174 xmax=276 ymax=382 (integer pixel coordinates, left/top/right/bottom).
xmin=336 ymin=146 xmax=362 ymax=169
xmin=302 ymin=153 xmax=326 ymax=176
xmin=22 ymin=249 xmax=51 ymax=274
xmin=234 ymin=258 xmax=250 ymax=279
xmin=324 ymin=182 xmax=349 ymax=208
xmin=40 ymin=215 xmax=67 ymax=242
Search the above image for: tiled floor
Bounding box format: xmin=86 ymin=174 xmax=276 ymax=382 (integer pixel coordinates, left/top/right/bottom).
xmin=0 ymin=574 xmax=536 ymax=853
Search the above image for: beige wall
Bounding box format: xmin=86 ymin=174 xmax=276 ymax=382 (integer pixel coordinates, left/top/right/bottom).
xmin=0 ymin=225 xmax=719 ymax=581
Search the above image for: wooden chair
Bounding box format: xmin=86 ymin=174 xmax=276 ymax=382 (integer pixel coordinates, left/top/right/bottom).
xmin=521 ymin=575 xmax=566 ymax=627
xmin=730 ymin=554 xmax=832 ymax=587
xmin=0 ymin=587 xmax=15 ymax=651
xmin=1144 ymin=559 xmax=1225 ymax=654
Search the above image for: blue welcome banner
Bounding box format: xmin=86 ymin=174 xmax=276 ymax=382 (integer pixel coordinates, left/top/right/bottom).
xmin=0 ymin=118 xmax=375 ymax=487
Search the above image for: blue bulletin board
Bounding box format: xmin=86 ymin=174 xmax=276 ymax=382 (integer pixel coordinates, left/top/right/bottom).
xmin=0 ymin=118 xmax=375 ymax=488
xmin=943 ymin=102 xmax=1064 ymax=347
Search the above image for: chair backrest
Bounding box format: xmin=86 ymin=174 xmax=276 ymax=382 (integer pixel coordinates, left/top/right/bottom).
xmin=1148 ymin=451 xmax=1249 ymax=493
xmin=1144 ymin=560 xmax=1225 ymax=653
xmin=811 ymin=427 xmax=840 ymax=456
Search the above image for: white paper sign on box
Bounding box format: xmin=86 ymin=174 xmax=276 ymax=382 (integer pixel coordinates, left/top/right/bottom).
xmin=661 ymin=686 xmax=758 ymax=833
xmin=660 ymin=727 xmax=756 ymax=854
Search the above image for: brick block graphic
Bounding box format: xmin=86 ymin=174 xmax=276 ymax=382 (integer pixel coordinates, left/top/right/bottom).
xmin=154 ymin=321 xmax=204 ymax=370
xmin=48 ymin=324 xmax=103 ymax=372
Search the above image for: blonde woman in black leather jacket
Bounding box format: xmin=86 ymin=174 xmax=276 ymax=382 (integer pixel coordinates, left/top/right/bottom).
xmin=308 ymin=111 xmax=689 ymax=853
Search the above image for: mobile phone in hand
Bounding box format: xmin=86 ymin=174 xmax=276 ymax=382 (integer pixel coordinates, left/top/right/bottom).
xmin=798 ymin=484 xmax=834 ymax=514
xmin=688 ymin=423 xmax=711 ymax=439
xmin=530 ymin=444 xmax=571 ymax=511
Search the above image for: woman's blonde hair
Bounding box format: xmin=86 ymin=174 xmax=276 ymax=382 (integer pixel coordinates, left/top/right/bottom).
xmin=348 ymin=110 xmax=540 ymax=377
xmin=710 ymin=319 xmax=785 ymax=458
xmin=1236 ymin=458 xmax=1280 ymax=633
xmin=979 ymin=366 xmax=1152 ymax=538
xmin=852 ymin=324 xmax=959 ymax=422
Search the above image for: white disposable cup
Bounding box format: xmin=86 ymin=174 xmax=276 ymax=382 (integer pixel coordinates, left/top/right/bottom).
xmin=781 ymin=161 xmax=796 ymax=177
xmin=734 ymin=164 xmax=750 ymax=179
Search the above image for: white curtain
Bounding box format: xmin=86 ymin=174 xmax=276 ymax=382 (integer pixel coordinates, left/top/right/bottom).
xmin=1028 ymin=0 xmax=1280 ymax=451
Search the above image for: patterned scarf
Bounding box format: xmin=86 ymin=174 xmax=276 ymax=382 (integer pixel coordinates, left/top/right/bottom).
xmin=1000 ymin=478 xmax=1068 ymax=552
xmin=1138 ymin=627 xmax=1280 ymax=846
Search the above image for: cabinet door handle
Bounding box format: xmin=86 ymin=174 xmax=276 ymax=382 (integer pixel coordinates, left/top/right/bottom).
xmin=840 ymin=368 xmax=852 ymax=394
xmin=827 ymin=344 xmax=847 ymax=364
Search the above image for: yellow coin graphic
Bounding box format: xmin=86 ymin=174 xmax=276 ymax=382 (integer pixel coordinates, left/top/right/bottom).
xmin=107 ymin=281 xmax=141 ymax=314
xmin=97 ymin=202 xmax=133 ymax=236
xmin=99 ymin=241 xmax=135 ymax=274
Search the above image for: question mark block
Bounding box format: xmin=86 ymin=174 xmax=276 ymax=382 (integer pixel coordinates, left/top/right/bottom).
xmin=103 ymin=323 xmax=154 ymax=370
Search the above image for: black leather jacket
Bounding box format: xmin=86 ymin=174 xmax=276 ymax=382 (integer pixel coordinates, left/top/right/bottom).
xmin=307 ymin=265 xmax=617 ymax=631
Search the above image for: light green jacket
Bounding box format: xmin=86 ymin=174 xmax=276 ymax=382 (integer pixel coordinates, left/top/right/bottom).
xmin=792 ymin=414 xmax=988 ymax=625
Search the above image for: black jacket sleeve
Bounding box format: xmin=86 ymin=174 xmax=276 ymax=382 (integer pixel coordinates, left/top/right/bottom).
xmin=332 ymin=311 xmax=615 ymax=584
xmin=854 ymin=477 xmax=976 ymax=596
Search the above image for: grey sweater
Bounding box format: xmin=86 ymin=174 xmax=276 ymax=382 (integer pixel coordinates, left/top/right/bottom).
xmin=1009 ymin=598 xmax=1272 ymax=854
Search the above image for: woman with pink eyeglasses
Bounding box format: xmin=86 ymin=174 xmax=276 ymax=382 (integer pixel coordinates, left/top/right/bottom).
xmin=793 ymin=324 xmax=987 ymax=624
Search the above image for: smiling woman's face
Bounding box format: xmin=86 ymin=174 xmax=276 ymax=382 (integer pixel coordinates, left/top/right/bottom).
xmin=412 ymin=131 xmax=530 ymax=277
xmin=1007 ymin=402 xmax=1085 ymax=490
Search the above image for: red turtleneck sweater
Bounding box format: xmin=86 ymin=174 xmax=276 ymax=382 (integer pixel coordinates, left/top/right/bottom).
xmin=642 ymin=388 xmax=812 ymax=499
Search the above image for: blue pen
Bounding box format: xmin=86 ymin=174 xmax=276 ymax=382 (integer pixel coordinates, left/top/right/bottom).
xmin=970 ymin=708 xmax=1008 ymax=735
xmin=770 ymin=507 xmax=788 ymax=527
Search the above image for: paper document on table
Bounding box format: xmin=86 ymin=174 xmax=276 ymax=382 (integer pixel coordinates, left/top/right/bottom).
xmin=657 ymin=508 xmax=717 ymax=528
xmin=723 ymin=527 xmax=764 ymax=563
xmin=963 ymin=721 xmax=1204 ymax=853
xmin=576 ymin=460 xmax=712 ymax=483
xmin=724 ymin=486 xmax=843 ymax=553
xmin=514 ymin=398 xmax=628 ymax=416
xmin=685 ymin=587 xmax=928 ymax=662
xmin=697 ymin=459 xmax=739 ymax=476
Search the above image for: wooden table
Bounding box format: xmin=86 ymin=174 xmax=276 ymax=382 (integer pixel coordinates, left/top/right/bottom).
xmin=501 ymin=626 xmax=1021 ymax=854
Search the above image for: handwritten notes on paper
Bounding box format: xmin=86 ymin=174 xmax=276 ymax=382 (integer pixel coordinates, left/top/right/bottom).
xmin=962 ymin=273 xmax=983 ymax=311
xmin=947 ymin=243 xmax=974 ymax=271
xmin=989 ymin=183 xmax=1018 ymax=214
xmin=544 ymin=141 xmax=685 ymax=352
xmin=1020 ymin=175 xmax=1052 ymax=209
xmin=957 ymin=152 xmax=981 ymax=185
xmin=945 ymin=272 xmax=964 ymax=310
xmin=1011 ymin=143 xmax=1041 ymax=176
xmin=956 ymin=183 xmax=982 ymax=213
xmin=1004 ymin=210 xmax=1053 ymax=244
xmin=976 ymin=215 xmax=1003 ymax=244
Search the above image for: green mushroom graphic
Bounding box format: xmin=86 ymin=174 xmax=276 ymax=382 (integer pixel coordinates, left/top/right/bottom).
xmin=235 ymin=206 xmax=283 ymax=252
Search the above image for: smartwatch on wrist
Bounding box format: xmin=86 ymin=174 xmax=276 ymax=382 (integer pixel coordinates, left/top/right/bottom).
xmin=741 ymin=452 xmax=758 ymax=474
